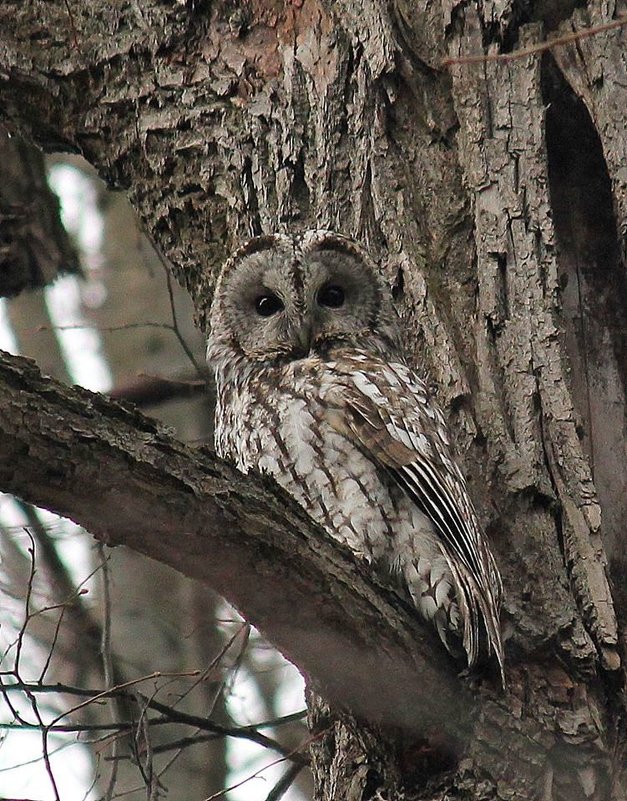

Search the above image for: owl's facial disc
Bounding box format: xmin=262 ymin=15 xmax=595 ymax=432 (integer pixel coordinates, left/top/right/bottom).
xmin=209 ymin=236 xmax=399 ymax=365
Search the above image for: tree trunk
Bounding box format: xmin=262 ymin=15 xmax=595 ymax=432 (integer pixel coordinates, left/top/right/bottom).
xmin=0 ymin=126 xmax=79 ymax=296
xmin=0 ymin=1 xmax=625 ymax=799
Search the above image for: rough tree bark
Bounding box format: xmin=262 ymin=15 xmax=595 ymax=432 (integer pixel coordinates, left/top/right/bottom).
xmin=0 ymin=1 xmax=625 ymax=800
xmin=0 ymin=126 xmax=79 ymax=295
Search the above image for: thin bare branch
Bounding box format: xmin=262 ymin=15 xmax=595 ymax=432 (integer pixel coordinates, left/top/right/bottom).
xmin=98 ymin=543 xmax=119 ymax=801
xmin=164 ymin=266 xmax=205 ymax=378
xmin=442 ymin=14 xmax=627 ymax=66
xmin=265 ymin=762 xmax=305 ymax=801
xmin=0 ymin=680 xmax=306 ymax=758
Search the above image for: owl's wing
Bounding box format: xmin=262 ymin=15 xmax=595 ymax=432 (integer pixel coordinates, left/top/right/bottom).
xmin=330 ymin=355 xmax=503 ymax=675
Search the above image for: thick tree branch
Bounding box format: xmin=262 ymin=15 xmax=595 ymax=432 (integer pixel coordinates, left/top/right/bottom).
xmin=0 ymin=348 xmax=469 ymax=737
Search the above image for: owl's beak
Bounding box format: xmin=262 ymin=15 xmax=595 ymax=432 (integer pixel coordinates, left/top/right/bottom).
xmin=290 ymin=322 xmax=313 ymax=358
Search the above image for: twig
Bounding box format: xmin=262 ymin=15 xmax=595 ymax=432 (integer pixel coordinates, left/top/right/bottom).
xmin=442 ymin=14 xmax=627 ymax=66
xmin=265 ymin=761 xmax=305 ymax=801
xmin=142 ymin=227 xmax=207 ymax=380
xmin=200 ymin=727 xmax=324 ymax=801
xmin=163 ymin=622 xmax=248 ymax=712
xmin=17 ymin=504 xmax=91 ymax=684
xmin=164 ymin=267 xmax=205 ymax=378
xmin=1 ymin=720 xmax=134 ymax=733
xmin=201 ymin=753 xmax=292 ymax=801
xmin=47 ymin=670 xmax=200 ymax=725
xmin=98 ymin=543 xmax=119 ymax=801
xmin=1 ymin=681 xmax=304 ymax=758
xmin=35 ymin=321 xmax=178 ymax=333
xmin=14 ymin=530 xmax=37 ymax=677
xmin=4 ymin=531 xmax=61 ymax=799
xmin=137 ymin=695 xmax=295 ymax=758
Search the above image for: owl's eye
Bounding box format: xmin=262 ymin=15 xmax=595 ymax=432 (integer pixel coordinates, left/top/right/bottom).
xmin=317 ymin=284 xmax=345 ymax=308
xmin=255 ymin=293 xmax=284 ymax=317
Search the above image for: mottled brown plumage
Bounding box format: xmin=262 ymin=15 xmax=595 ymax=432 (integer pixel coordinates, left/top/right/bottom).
xmin=207 ymin=231 xmax=504 ymax=680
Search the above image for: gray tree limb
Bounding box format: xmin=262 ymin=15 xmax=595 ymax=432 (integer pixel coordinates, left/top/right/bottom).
xmin=0 ymin=347 xmax=467 ymax=736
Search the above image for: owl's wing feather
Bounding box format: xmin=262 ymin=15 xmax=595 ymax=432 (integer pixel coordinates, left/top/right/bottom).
xmin=332 ymin=355 xmax=503 ymax=676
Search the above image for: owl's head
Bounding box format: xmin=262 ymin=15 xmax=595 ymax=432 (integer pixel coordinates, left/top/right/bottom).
xmin=207 ymin=231 xmax=400 ymax=365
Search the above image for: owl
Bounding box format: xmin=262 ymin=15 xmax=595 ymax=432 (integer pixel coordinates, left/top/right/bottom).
xmin=207 ymin=231 xmax=504 ymax=680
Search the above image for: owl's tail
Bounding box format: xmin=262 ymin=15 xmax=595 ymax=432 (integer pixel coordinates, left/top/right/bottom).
xmin=446 ymin=556 xmax=506 ymax=688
